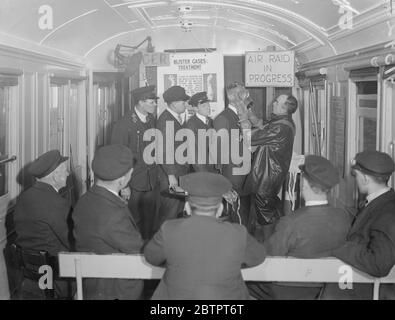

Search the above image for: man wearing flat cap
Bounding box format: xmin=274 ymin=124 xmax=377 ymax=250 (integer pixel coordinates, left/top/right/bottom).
xmin=322 ymin=150 xmax=395 ymax=300
xmin=144 ymin=172 xmax=266 ymax=300
xmin=73 ymin=145 xmax=143 ymax=300
xmin=111 ymin=85 xmax=158 ymax=240
xmin=249 ymin=155 xmax=350 ymax=300
xmin=14 ymin=149 xmax=71 ymax=298
xmin=185 ymin=91 xmax=216 ymax=173
xmin=155 ymin=85 xmax=190 ymax=231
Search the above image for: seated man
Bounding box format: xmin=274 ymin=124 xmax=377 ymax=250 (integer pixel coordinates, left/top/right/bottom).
xmin=322 ymin=151 xmax=395 ymax=300
xmin=144 ymin=172 xmax=266 ymax=300
xmin=14 ymin=150 xmax=71 ymax=299
xmin=73 ymin=145 xmax=144 ymax=300
xmin=249 ymin=155 xmax=351 ymax=300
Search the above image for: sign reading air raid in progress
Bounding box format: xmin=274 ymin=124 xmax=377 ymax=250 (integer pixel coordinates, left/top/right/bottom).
xmin=245 ymin=51 xmax=295 ymax=87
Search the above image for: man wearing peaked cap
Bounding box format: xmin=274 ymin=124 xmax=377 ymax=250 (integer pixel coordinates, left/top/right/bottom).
xmin=186 ymin=91 xmax=216 ymax=173
xmin=249 ymin=155 xmax=350 ymax=300
xmin=144 ymin=172 xmax=266 ymax=300
xmin=155 ymin=85 xmax=191 ymax=232
xmin=322 ymin=151 xmax=395 ymax=300
xmin=14 ymin=149 xmax=72 ymax=298
xmin=73 ymin=145 xmax=144 ymax=299
xmin=111 ymin=85 xmax=159 ymax=240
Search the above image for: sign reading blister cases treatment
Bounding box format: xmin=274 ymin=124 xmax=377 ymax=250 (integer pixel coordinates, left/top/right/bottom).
xmin=245 ymin=51 xmax=295 ymax=87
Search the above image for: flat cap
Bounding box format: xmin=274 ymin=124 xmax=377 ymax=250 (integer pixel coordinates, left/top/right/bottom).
xmin=29 ymin=150 xmax=68 ymax=178
xmin=132 ymin=85 xmax=158 ymax=103
xmin=92 ymin=145 xmax=134 ymax=181
xmin=299 ymin=155 xmax=339 ymax=189
xmin=189 ymin=91 xmax=210 ymax=107
xmin=352 ymin=151 xmax=395 ymax=177
xmin=180 ymin=172 xmax=232 ymax=206
xmin=163 ymin=86 xmax=190 ymax=104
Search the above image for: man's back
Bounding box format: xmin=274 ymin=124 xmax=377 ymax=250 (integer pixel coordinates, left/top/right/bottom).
xmin=144 ymin=215 xmax=265 ymax=300
xmin=14 ymin=181 xmax=70 ymax=256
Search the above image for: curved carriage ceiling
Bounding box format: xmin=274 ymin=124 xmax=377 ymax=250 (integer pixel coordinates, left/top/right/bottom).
xmin=0 ymin=0 xmax=393 ymax=68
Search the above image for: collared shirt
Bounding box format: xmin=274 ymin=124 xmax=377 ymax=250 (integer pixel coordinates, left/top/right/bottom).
xmin=134 ymin=107 xmax=147 ymax=123
xmin=166 ymin=107 xmax=184 ymax=124
xmin=305 ymin=200 xmax=328 ymax=207
xmin=196 ymin=112 xmax=208 ymax=125
xmin=366 ymin=187 xmax=391 ymax=205
xmin=228 ymin=104 xmax=238 ymax=115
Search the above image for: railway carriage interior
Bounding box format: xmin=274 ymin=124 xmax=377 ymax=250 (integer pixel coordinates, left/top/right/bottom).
xmin=0 ymin=0 xmax=395 ymax=300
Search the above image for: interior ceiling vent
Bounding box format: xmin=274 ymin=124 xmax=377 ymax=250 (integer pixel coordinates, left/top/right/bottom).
xmin=178 ymin=5 xmax=192 ymax=13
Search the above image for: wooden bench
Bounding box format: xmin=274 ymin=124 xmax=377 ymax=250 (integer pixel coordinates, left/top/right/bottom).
xmin=58 ymin=252 xmax=395 ymax=300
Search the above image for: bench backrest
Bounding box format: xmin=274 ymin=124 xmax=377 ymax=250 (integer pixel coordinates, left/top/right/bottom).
xmin=58 ymin=252 xmax=395 ymax=300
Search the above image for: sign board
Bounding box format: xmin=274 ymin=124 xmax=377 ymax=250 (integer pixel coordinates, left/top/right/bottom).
xmin=142 ymin=52 xmax=170 ymax=67
xmin=156 ymin=52 xmax=225 ymax=119
xmin=245 ymin=51 xmax=295 ymax=87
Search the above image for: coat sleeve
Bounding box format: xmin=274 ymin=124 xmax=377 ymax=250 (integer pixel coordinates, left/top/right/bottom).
xmin=111 ymin=120 xmax=129 ymax=146
xmin=213 ymin=116 xmax=230 ymax=173
xmin=332 ymin=209 xmax=395 ymax=277
xmin=264 ymin=217 xmax=295 ymax=256
xmin=144 ymin=224 xmax=166 ymax=266
xmin=250 ymin=123 xmax=286 ymax=147
xmin=47 ymin=200 xmax=71 ymax=251
xmin=104 ymin=210 xmax=143 ymax=254
xmin=243 ymin=232 xmax=266 ymax=268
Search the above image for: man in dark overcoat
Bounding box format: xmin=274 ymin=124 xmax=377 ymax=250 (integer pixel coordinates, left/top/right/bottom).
xmin=73 ymin=145 xmax=143 ymax=300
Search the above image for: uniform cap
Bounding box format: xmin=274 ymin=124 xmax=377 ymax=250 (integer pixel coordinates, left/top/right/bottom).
xmin=132 ymin=85 xmax=158 ymax=103
xmin=28 ymin=150 xmax=68 ymax=178
xmin=180 ymin=172 xmax=232 ymax=206
xmin=189 ymin=91 xmax=210 ymax=107
xmin=163 ymin=86 xmax=190 ymax=104
xmin=299 ymin=155 xmax=339 ymax=189
xmin=352 ymin=151 xmax=395 ymax=177
xmin=92 ymin=145 xmax=135 ymax=181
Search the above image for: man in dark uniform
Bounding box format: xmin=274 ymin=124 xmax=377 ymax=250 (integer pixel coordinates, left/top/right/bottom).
xmin=111 ymin=85 xmax=158 ymax=239
xmin=73 ymin=145 xmax=143 ymax=300
xmin=237 ymin=93 xmax=298 ymax=241
xmin=14 ymin=150 xmax=71 ymax=298
xmin=155 ymin=86 xmax=190 ymax=230
xmin=321 ymin=151 xmax=395 ymax=300
xmin=213 ymin=83 xmax=252 ymax=229
xmin=249 ymin=155 xmax=351 ymax=300
xmin=185 ymin=91 xmax=216 ymax=173
xmin=144 ymin=172 xmax=266 ymax=300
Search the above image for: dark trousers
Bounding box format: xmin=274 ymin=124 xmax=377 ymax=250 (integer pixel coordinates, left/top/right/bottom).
xmin=154 ymin=190 xmax=185 ymax=234
xmin=129 ymin=188 xmax=159 ymax=240
xmin=225 ymin=195 xmax=253 ymax=233
xmin=248 ymin=282 xmax=322 ymax=300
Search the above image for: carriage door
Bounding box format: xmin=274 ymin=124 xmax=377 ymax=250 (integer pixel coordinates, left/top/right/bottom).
xmin=0 ymin=73 xmax=19 ymax=299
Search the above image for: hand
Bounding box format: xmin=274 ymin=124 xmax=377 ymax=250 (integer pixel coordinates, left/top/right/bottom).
xmin=120 ymin=186 xmax=131 ymax=202
xmin=168 ymin=175 xmax=178 ymax=189
xmin=223 ymin=189 xmax=238 ymax=204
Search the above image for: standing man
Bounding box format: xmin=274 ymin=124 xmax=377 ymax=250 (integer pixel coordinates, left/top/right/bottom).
xmin=156 ymin=86 xmax=190 ymax=230
xmin=186 ymin=91 xmax=216 ymax=173
xmin=111 ymin=85 xmax=158 ymax=240
xmin=322 ymin=151 xmax=395 ymax=299
xmin=213 ymin=83 xmax=252 ymax=229
xmin=14 ymin=150 xmax=71 ymax=298
xmin=144 ymin=172 xmax=266 ymax=300
xmin=73 ymin=145 xmax=143 ymax=300
xmin=237 ymin=93 xmax=298 ymax=241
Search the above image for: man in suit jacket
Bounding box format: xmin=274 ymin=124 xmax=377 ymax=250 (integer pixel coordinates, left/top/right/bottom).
xmin=249 ymin=155 xmax=351 ymax=300
xmin=213 ymin=83 xmax=252 ymax=229
xmin=321 ymin=151 xmax=395 ymax=300
xmin=73 ymin=145 xmax=143 ymax=300
xmin=14 ymin=150 xmax=71 ymax=298
xmin=144 ymin=172 xmax=266 ymax=300
xmin=111 ymin=85 xmax=158 ymax=239
xmin=185 ymin=91 xmax=216 ymax=173
xmin=155 ymin=86 xmax=190 ymax=231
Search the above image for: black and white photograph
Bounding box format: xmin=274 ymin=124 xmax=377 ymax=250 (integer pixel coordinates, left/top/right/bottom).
xmin=0 ymin=0 xmax=395 ymax=310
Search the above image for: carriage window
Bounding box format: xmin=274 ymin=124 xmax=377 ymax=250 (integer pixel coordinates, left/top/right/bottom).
xmin=49 ymin=85 xmax=65 ymax=151
xmin=356 ymin=81 xmax=377 ymax=152
xmin=0 ymin=86 xmax=10 ymax=196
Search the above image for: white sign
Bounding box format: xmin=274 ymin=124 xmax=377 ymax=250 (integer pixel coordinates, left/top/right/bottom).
xmin=245 ymin=51 xmax=295 ymax=87
xmin=157 ymin=52 xmax=225 ymax=119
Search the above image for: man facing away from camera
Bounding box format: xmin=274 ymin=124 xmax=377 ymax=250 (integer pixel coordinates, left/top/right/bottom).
xmin=248 ymin=155 xmax=351 ymax=300
xmin=144 ymin=172 xmax=266 ymax=300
